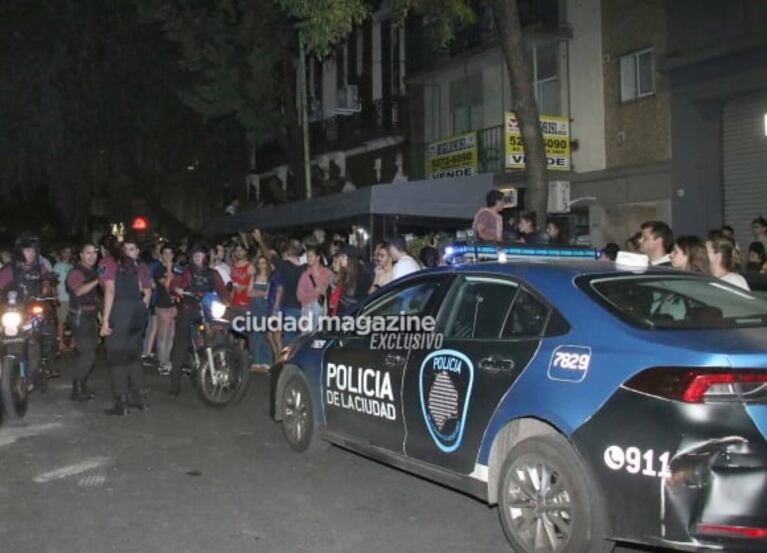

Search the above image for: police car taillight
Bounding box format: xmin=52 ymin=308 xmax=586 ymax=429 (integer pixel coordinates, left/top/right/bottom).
xmin=624 ymin=367 xmax=767 ymax=403
xmin=696 ymin=523 xmax=767 ymax=540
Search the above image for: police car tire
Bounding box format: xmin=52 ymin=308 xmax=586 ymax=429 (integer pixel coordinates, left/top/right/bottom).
xmin=281 ymin=375 xmax=324 ymax=454
xmin=498 ymin=434 xmax=611 ymax=553
xmin=1 ymin=355 xmax=28 ymax=419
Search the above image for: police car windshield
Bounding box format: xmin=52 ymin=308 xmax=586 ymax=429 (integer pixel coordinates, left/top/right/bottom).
xmin=585 ymin=275 xmax=767 ymax=330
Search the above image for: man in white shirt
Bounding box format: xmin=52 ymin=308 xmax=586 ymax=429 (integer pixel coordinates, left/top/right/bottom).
xmin=389 ymin=237 xmax=421 ymax=280
xmin=639 ymin=220 xmax=674 ymax=266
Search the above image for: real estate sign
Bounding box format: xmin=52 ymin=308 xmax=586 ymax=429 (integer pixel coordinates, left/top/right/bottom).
xmin=426 ymin=132 xmax=478 ymax=179
xmin=505 ymin=112 xmax=570 ymax=171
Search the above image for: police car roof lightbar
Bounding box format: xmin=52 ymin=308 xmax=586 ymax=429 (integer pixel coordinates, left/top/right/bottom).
xmin=443 ymin=242 xmax=601 ymax=265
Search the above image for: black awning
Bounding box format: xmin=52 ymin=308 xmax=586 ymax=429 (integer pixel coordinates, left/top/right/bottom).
xmin=202 ymin=173 xmax=494 ymax=236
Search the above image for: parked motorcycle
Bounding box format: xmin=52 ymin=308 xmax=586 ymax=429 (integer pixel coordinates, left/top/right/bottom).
xmin=0 ymin=292 xmax=56 ymax=418
xmin=181 ymin=291 xmax=250 ymax=407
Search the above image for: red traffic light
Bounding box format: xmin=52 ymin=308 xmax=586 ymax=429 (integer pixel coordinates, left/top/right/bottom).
xmin=131 ymin=216 xmax=149 ymax=231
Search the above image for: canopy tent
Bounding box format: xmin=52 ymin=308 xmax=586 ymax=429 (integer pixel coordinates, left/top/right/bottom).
xmin=204 ymin=174 xmax=494 ymax=236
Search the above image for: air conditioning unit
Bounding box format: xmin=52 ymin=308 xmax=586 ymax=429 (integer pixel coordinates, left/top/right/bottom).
xmin=336 ymin=84 xmax=360 ymax=113
xmin=548 ymin=180 xmax=571 ymax=213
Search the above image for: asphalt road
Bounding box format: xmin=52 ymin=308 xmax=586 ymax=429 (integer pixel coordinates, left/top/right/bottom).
xmin=0 ymin=352 xmax=657 ymax=553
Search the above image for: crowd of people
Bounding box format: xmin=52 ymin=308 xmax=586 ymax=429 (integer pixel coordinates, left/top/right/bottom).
xmin=2 ymin=196 xmax=766 ymax=416
xmin=606 ymin=217 xmax=767 ymax=290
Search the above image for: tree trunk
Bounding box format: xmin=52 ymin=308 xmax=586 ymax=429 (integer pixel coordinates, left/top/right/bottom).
xmin=492 ymin=0 xmax=548 ymax=227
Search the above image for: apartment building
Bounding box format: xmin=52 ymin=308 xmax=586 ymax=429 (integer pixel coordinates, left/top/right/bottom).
xmin=666 ymin=0 xmax=767 ymax=241
xmin=408 ymin=0 xmax=671 ymax=245
xmin=251 ymin=0 xmax=674 ymax=246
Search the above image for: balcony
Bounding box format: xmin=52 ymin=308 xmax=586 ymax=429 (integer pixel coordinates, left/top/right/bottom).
xmin=310 ymin=96 xmax=406 ymax=154
xmin=255 ymin=96 xmax=407 ymax=173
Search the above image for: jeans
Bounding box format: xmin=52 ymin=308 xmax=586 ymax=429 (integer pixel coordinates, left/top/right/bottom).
xmin=248 ymin=297 xmax=271 ymax=365
xmin=302 ymin=301 xmax=323 ymax=332
xmin=281 ymin=306 xmax=302 ymax=347
xmin=155 ymin=306 xmax=177 ymax=367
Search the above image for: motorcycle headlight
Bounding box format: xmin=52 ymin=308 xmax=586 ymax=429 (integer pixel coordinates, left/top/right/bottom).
xmin=2 ymin=311 xmax=22 ymax=328
xmin=210 ymin=301 xmax=227 ymax=320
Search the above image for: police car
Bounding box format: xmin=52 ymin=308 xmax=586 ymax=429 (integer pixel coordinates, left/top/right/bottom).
xmin=270 ymin=244 xmax=767 ymax=553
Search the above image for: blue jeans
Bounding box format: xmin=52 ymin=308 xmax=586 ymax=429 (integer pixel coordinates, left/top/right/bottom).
xmin=281 ymin=306 xmax=302 ymax=347
xmin=248 ymin=297 xmax=271 ymax=365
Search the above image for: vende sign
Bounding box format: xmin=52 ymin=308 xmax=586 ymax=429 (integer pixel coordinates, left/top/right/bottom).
xmin=505 ymin=112 xmax=570 ymax=171
xmin=425 ymin=132 xmax=478 ymax=180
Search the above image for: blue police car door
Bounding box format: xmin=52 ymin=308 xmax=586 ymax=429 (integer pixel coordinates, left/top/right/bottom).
xmin=322 ymin=275 xmax=450 ymax=452
xmin=403 ymin=274 xmax=551 ymax=474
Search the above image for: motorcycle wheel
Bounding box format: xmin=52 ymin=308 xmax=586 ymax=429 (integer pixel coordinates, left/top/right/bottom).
xmin=195 ymin=346 xmax=250 ymax=407
xmin=1 ymin=355 xmax=29 ymax=418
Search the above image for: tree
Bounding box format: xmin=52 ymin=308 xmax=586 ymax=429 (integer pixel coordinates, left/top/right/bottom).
xmin=140 ymin=0 xmax=309 ymax=200
xmin=277 ymin=0 xmax=549 ymax=223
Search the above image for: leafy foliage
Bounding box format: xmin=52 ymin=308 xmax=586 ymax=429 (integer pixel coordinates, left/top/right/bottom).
xmin=139 ymin=0 xmax=297 ymax=145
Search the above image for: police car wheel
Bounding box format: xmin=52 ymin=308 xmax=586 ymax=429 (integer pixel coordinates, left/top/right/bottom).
xmin=1 ymin=355 xmax=29 ymax=419
xmin=498 ymin=435 xmax=611 ymax=553
xmin=281 ymin=375 xmax=320 ymax=453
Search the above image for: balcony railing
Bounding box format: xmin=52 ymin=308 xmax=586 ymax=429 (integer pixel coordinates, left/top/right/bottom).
xmin=310 ymin=96 xmax=406 ymax=155
xmin=256 ymin=96 xmax=407 ymax=172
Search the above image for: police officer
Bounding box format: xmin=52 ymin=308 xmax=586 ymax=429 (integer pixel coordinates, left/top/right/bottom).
xmin=99 ymin=235 xmax=152 ymax=415
xmin=66 ymin=243 xmax=100 ymax=401
xmin=0 ymin=233 xmax=59 ymax=384
xmin=168 ymin=244 xmax=228 ymax=396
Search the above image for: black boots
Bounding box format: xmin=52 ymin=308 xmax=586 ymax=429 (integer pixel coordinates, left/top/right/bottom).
xmin=127 ymin=390 xmax=148 ymax=411
xmin=104 ymin=395 xmax=129 ymax=416
xmin=70 ymin=380 xmax=95 ymax=402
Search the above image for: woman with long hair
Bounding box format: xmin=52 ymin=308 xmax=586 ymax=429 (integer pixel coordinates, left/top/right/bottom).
xmin=369 ymin=242 xmax=394 ymax=294
xmin=706 ymin=236 xmax=750 ymax=290
xmin=297 ymin=245 xmax=332 ymax=330
xmin=334 ymin=252 xmax=359 ymax=316
xmin=746 ymin=241 xmax=767 ymax=273
xmin=247 ymin=255 xmax=272 ymax=372
xmin=670 ymin=236 xmax=710 ymax=274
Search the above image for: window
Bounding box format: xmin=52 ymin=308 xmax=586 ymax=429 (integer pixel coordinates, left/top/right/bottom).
xmin=584 ymin=275 xmax=767 ymax=330
xmin=620 ymin=48 xmax=655 ymax=102
xmin=362 ymin=280 xmax=441 ymax=318
xmin=450 ymin=75 xmax=483 ymax=135
xmin=534 ymin=42 xmax=560 ymax=115
xmin=444 ymin=278 xmax=519 ymax=339
xmin=502 ymin=289 xmax=549 ymax=338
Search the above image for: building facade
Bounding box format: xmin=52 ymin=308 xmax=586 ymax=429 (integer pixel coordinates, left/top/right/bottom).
xmin=253 ymin=0 xmax=678 ymax=246
xmin=666 ymin=0 xmax=767 ymax=242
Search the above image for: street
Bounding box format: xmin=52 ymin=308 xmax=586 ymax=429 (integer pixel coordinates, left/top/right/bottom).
xmin=0 ymin=352 xmax=654 ymax=553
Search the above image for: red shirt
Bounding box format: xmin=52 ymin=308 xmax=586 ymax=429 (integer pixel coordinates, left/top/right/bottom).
xmin=229 ymin=261 xmax=252 ymax=307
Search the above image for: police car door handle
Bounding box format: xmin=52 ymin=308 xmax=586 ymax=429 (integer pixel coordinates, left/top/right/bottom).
xmin=384 ymin=353 xmax=405 ymax=366
xmin=479 ymin=355 xmax=515 ymax=373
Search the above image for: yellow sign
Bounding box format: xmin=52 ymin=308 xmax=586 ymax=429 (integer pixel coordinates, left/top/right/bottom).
xmin=505 ymin=113 xmax=570 ymax=171
xmin=425 ymin=132 xmax=478 ymax=179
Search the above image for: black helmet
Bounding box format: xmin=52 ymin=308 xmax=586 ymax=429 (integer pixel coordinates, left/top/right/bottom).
xmin=189 ymin=243 xmax=208 ymax=256
xmin=13 ymin=232 xmax=40 ymax=262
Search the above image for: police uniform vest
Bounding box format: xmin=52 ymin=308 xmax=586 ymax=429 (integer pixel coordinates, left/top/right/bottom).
xmin=190 ymin=267 xmax=216 ymax=297
xmin=67 ymin=265 xmax=99 ymax=311
xmin=7 ymin=261 xmax=43 ymax=301
xmin=114 ymin=262 xmax=142 ymax=301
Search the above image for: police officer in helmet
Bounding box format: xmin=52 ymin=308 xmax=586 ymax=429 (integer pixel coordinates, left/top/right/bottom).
xmin=0 ymin=232 xmax=59 ymax=384
xmin=168 ymin=243 xmax=229 ymax=396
